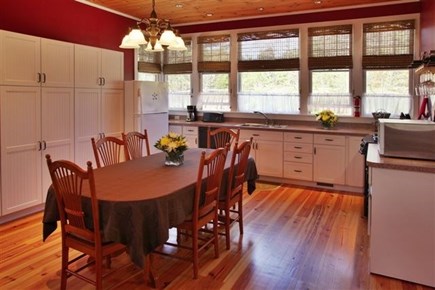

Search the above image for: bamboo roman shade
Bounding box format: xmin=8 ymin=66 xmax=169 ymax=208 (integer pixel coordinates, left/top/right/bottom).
xmin=163 ymin=39 xmax=192 ymax=74
xmin=362 ymin=20 xmax=415 ymax=69
xmin=197 ymin=35 xmax=231 ymax=72
xmin=138 ymin=45 xmax=162 ymax=73
xmin=308 ymin=25 xmax=353 ymax=69
xmin=237 ymin=29 xmax=300 ymax=71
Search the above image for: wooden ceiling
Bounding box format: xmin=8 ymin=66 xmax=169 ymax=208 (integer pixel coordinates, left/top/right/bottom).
xmin=81 ymin=0 xmax=415 ymax=26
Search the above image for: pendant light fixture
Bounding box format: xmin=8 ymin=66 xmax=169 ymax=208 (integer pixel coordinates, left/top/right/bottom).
xmin=119 ymin=0 xmax=186 ymax=52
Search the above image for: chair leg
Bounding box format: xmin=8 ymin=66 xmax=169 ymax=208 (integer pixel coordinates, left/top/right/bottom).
xmin=225 ymin=208 xmax=231 ymax=250
xmin=213 ymin=218 xmax=220 ymax=258
xmin=61 ymin=245 xmax=68 ymax=290
xmin=192 ymin=229 xmax=199 ymax=279
xmin=238 ymin=199 xmax=244 ymax=235
xmin=96 ymin=252 xmax=103 ymax=290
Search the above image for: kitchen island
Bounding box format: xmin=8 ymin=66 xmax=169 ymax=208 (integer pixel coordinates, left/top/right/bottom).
xmin=367 ymin=143 xmax=435 ymax=287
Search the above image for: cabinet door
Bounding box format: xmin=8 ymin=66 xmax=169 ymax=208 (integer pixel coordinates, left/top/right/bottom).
xmin=183 ymin=126 xmax=198 ymax=148
xmin=346 ymin=136 xmax=364 ymax=187
xmin=1 ymin=86 xmax=42 ymax=214
xmin=101 ymin=89 xmax=124 ymax=138
xmin=41 ymin=38 xmax=74 ymax=88
xmin=255 ymin=140 xmax=283 ymax=177
xmin=0 ymin=30 xmax=40 ymax=86
xmin=75 ymin=88 xmax=101 ymax=168
xmin=101 ymin=49 xmax=124 ymax=89
xmin=41 ymin=87 xmax=74 ymax=200
xmin=169 ymin=125 xmax=182 ymax=134
xmin=74 ymin=44 xmax=101 ymax=88
xmin=313 ymin=144 xmax=346 ymax=184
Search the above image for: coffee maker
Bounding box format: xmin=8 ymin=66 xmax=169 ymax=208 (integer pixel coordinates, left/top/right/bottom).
xmin=186 ymin=105 xmax=197 ymax=122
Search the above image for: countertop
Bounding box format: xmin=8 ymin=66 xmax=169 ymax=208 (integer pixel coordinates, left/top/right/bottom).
xmin=169 ymin=119 xmax=372 ymax=136
xmin=367 ymin=143 xmax=435 ymax=173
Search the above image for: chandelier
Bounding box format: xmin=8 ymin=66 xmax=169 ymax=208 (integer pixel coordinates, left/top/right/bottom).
xmin=119 ymin=0 xmax=186 ymax=52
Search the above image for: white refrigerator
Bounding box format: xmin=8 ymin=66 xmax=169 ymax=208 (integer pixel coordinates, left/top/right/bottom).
xmin=124 ymin=80 xmax=169 ymax=154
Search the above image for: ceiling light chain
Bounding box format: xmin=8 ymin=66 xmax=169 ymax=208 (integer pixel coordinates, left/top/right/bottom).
xmin=119 ymin=0 xmax=187 ymax=52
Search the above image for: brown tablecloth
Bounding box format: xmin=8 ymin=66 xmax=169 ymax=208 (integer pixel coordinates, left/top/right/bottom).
xmin=42 ymin=149 xmax=257 ymax=268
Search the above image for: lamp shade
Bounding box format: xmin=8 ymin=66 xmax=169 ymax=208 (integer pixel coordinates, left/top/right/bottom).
xmin=128 ymin=28 xmax=147 ymax=45
xmin=119 ymin=35 xmax=140 ymax=49
xmin=167 ymin=36 xmax=187 ymax=51
xmin=145 ymin=40 xmax=164 ymax=52
xmin=159 ymin=29 xmax=177 ymax=46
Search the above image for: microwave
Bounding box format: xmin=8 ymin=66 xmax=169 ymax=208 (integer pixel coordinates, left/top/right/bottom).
xmin=377 ymin=119 xmax=435 ymax=161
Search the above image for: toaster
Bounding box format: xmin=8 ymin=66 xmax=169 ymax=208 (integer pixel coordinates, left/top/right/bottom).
xmin=202 ymin=112 xmax=224 ymax=123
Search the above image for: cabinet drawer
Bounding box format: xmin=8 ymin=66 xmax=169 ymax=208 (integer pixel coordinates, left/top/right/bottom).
xmin=240 ymin=129 xmax=283 ymax=141
xmin=314 ymin=134 xmax=345 ymax=146
xmin=284 ymin=162 xmax=313 ymax=181
xmin=284 ymin=152 xmax=312 ymax=163
xmin=284 ymin=142 xmax=313 ymax=154
xmin=284 ymin=132 xmax=313 ymax=143
xmin=182 ymin=126 xmax=198 ymax=135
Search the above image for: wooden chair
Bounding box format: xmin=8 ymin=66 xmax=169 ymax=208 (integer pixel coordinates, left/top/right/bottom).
xmin=91 ymin=136 xmax=128 ymax=168
xmin=154 ymin=146 xmax=229 ymax=279
xmin=45 ymin=154 xmax=126 ymax=290
xmin=219 ymin=137 xmax=253 ymax=250
xmin=122 ymin=129 xmax=151 ymax=159
xmin=207 ymin=127 xmax=240 ymax=150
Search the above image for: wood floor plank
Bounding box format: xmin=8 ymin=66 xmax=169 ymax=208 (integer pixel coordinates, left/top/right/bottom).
xmin=0 ymin=183 xmax=433 ymax=290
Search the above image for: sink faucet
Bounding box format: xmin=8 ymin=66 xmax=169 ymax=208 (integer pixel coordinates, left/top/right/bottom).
xmin=253 ymin=111 xmax=272 ymax=125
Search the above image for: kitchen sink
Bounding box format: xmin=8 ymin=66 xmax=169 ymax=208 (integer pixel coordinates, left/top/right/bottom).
xmin=236 ymin=123 xmax=288 ymax=129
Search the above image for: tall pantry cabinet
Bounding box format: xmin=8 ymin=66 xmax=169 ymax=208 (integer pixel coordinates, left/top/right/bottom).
xmin=0 ymin=30 xmax=74 ymax=215
xmin=74 ymin=44 xmax=124 ymax=168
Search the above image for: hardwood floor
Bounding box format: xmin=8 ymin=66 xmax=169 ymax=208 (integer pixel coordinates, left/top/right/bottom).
xmin=0 ymin=183 xmax=432 ymax=290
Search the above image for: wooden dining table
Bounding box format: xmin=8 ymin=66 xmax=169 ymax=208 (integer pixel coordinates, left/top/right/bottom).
xmin=42 ymin=148 xmax=258 ymax=269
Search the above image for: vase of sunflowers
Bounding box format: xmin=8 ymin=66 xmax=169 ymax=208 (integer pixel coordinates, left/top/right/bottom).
xmin=154 ymin=132 xmax=188 ymax=166
xmin=315 ymin=109 xmax=338 ymax=129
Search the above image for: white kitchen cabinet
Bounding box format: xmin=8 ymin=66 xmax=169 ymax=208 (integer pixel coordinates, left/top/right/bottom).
xmin=369 ymin=167 xmax=435 ymax=287
xmin=283 ymin=132 xmax=313 ymax=181
xmin=168 ymin=125 xmax=198 ymax=149
xmin=75 ymin=88 xmax=124 ymax=168
xmin=240 ymin=130 xmax=283 ymax=178
xmin=74 ymin=45 xmax=124 ymax=168
xmin=1 ymin=86 xmax=74 ymax=215
xmin=345 ymin=136 xmax=364 ymax=187
xmin=75 ymin=44 xmax=124 ymax=89
xmin=182 ymin=126 xmax=198 ymax=148
xmin=0 ymin=30 xmax=74 ymax=87
xmin=313 ymin=134 xmax=346 ymax=185
xmin=169 ymin=125 xmax=182 ymax=134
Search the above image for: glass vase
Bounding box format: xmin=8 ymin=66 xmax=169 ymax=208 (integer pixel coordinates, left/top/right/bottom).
xmin=165 ymin=152 xmax=184 ymax=166
xmin=321 ymin=122 xmax=334 ymax=129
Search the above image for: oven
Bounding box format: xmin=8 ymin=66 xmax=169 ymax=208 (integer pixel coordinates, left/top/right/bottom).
xmin=359 ymin=134 xmax=378 ymax=218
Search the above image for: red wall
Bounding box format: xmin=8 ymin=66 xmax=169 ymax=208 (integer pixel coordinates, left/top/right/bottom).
xmin=0 ymin=0 xmax=136 ymax=80
xmin=420 ymin=0 xmax=435 ymax=53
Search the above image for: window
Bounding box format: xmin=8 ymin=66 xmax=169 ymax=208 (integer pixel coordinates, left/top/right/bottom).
xmin=163 ymin=39 xmax=192 ymax=110
xmin=310 ymin=70 xmax=352 ymax=115
xmin=362 ymin=20 xmax=415 ymax=116
xmin=308 ymin=25 xmax=353 ymax=115
xmin=200 ymin=73 xmax=230 ymax=111
xmin=237 ymin=29 xmax=300 ymax=113
xmin=198 ymin=35 xmax=231 ymax=111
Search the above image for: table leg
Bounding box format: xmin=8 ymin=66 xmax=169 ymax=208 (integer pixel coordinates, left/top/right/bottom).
xmin=144 ymin=254 xmax=160 ymax=288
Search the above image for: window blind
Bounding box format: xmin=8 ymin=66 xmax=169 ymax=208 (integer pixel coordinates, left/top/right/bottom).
xmin=362 ymin=19 xmax=415 ymax=69
xmin=163 ymin=39 xmax=192 ymax=74
xmin=137 ymin=44 xmax=162 ymax=73
xmin=308 ymin=25 xmax=353 ymax=69
xmin=237 ymin=29 xmax=300 ymax=71
xmin=198 ymin=35 xmax=231 ymax=72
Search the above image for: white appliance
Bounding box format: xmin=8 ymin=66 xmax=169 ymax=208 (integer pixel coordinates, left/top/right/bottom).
xmin=125 ymin=80 xmax=169 ymax=154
